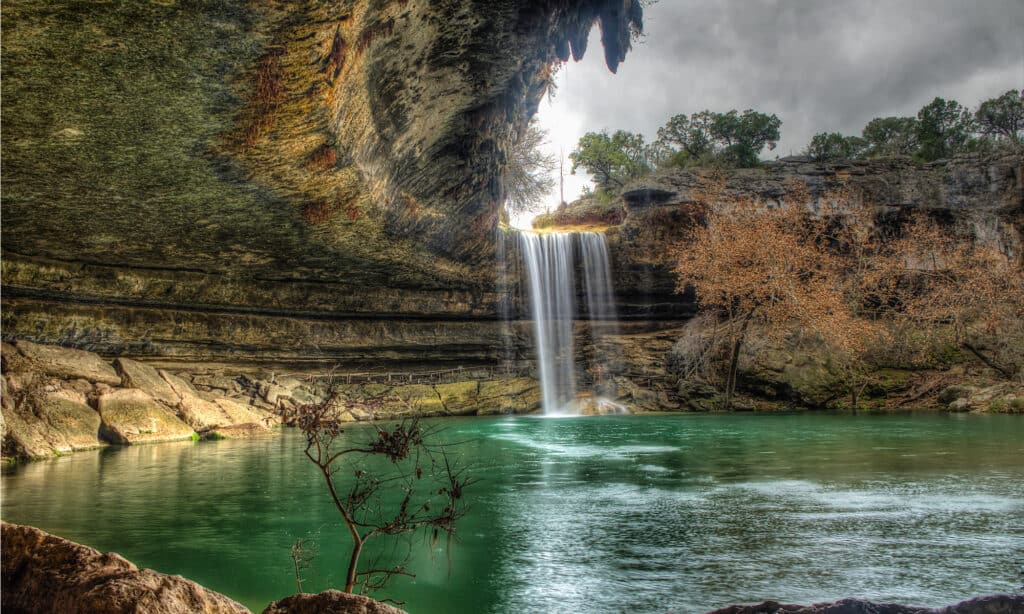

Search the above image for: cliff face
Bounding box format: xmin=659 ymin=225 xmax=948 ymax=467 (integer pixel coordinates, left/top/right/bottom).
xmin=2 ymin=0 xmax=642 ymax=363
xmin=605 ymin=152 xmax=1024 ymax=311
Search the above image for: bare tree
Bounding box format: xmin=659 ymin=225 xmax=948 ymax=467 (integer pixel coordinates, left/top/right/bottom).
xmin=283 ymin=388 xmax=474 ymax=597
xmin=503 ymin=121 xmax=558 ymax=216
xmin=290 ymin=538 xmax=317 ymax=593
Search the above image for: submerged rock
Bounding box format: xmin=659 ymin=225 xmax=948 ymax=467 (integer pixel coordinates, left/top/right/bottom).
xmin=262 ymin=590 xmax=405 ymax=614
xmin=1 ymin=522 xmax=249 ymax=614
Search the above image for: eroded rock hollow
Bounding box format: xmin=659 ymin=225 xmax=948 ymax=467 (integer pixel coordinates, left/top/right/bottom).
xmin=2 ymin=0 xmax=643 ymax=364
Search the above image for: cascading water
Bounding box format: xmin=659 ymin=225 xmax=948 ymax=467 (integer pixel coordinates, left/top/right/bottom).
xmin=518 ymin=232 xmax=579 ymax=415
xmin=517 ymin=231 xmax=624 ymax=415
xmin=579 ymin=232 xmax=621 ymax=402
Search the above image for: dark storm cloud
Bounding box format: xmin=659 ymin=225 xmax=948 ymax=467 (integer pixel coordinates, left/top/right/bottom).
xmin=550 ymin=0 xmax=1024 ymax=157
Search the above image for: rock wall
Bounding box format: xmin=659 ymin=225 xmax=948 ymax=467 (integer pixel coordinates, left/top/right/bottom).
xmin=2 ymin=0 xmax=644 ymax=364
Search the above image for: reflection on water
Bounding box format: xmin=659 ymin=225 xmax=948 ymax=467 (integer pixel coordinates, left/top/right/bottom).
xmin=3 ymin=414 xmax=1023 ymax=613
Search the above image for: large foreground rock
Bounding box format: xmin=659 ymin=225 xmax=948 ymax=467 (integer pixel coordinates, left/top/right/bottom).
xmin=262 ymin=590 xmax=406 ymax=614
xmin=707 ymin=594 xmax=1024 ymax=614
xmin=1 ymin=521 xmax=249 ymax=614
xmin=96 ymin=388 xmax=196 ymax=444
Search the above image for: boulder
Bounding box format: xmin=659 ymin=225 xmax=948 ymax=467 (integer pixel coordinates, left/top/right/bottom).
xmin=1 ymin=393 xmax=105 ymax=459
xmin=35 ymin=394 xmax=105 ymax=453
xmin=115 ymin=358 xmax=180 ymax=406
xmin=2 ymin=408 xmax=58 ymax=459
xmin=13 ymin=340 xmax=120 ymax=386
xmin=191 ymin=374 xmax=242 ymax=393
xmin=260 ymin=383 xmax=291 ymax=406
xmin=207 ymin=423 xmax=273 ymax=439
xmin=213 ymin=398 xmax=278 ymax=426
xmin=96 ymin=389 xmax=195 ymax=445
xmin=1 ymin=522 xmax=248 ymax=614
xmin=1 ymin=341 xmax=21 ymax=373
xmin=262 ymin=589 xmax=405 ymax=614
xmin=159 ymin=370 xmax=231 ymax=431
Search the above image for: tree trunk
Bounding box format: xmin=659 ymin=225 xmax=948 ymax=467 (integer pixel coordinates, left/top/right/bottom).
xmin=961 ymin=341 xmax=1014 ymax=379
xmin=344 ymin=539 xmax=363 ymax=593
xmin=723 ymin=312 xmax=754 ymax=410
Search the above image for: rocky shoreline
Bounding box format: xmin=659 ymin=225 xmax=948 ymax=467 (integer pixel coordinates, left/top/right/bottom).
xmin=0 ymin=338 xmax=547 ymax=461
xmin=3 ymin=335 xmax=1022 ymax=462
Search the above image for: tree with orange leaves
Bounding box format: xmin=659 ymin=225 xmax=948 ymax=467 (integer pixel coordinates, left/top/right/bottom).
xmin=673 ymin=178 xmax=1023 ymax=410
xmin=671 ymin=181 xmax=877 ymax=409
xmin=874 ymin=214 xmax=1024 ymax=379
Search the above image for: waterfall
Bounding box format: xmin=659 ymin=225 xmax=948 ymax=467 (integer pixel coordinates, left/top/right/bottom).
xmin=517 ymin=231 xmax=623 ymax=415
xmin=579 ymin=232 xmax=619 ymax=396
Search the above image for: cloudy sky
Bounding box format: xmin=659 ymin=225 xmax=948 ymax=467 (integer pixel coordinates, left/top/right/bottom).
xmin=516 ymin=0 xmax=1024 ymax=227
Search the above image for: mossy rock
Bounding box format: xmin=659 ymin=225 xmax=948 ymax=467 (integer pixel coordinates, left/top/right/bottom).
xmin=434 ymin=381 xmax=479 ymax=415
xmin=96 ymin=389 xmax=195 ymax=445
xmin=477 ymin=378 xmax=541 ymax=415
xmin=388 ymin=384 xmax=445 ymax=415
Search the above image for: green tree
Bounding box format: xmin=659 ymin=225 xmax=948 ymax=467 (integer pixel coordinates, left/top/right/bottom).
xmin=916 ymin=97 xmax=974 ymax=161
xmin=654 ymin=109 xmax=781 ymax=169
xmin=655 ymin=111 xmax=716 ymax=164
xmin=569 ymin=130 xmax=652 ymax=192
xmin=503 ymin=121 xmax=557 ymax=216
xmin=805 ymin=132 xmax=869 ymax=161
xmin=711 ymin=109 xmax=782 ymax=167
xmin=861 ymin=116 xmax=918 ymax=157
xmin=974 ymin=89 xmax=1024 ymax=144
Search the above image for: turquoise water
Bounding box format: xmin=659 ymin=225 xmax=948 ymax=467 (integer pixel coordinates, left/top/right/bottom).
xmin=2 ymin=414 xmax=1023 ymax=613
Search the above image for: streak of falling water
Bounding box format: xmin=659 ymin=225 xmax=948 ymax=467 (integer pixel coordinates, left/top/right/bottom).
xmin=517 ymin=231 xmax=622 ymax=415
xmin=579 ymin=232 xmax=619 ymax=396
xmin=518 ymin=232 xmax=578 ymax=415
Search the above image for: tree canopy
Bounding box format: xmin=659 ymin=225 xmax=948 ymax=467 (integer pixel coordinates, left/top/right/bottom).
xmin=655 ymin=109 xmax=781 ymax=169
xmin=569 ymin=130 xmax=653 ymax=192
xmin=805 ymin=132 xmax=868 ymax=161
xmin=974 ymin=89 xmax=1024 ymax=144
xmin=915 ymin=97 xmax=975 ymax=161
xmin=861 ymin=116 xmax=919 ymax=157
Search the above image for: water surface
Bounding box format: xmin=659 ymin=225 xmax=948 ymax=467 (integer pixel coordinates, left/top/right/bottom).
xmin=3 ymin=414 xmax=1022 ymax=613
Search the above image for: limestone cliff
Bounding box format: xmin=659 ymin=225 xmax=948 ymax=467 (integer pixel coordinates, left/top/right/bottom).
xmin=2 ymin=0 xmax=642 ymax=362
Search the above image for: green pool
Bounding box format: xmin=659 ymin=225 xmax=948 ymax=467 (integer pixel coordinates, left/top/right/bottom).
xmin=3 ymin=413 xmax=1022 ymax=613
